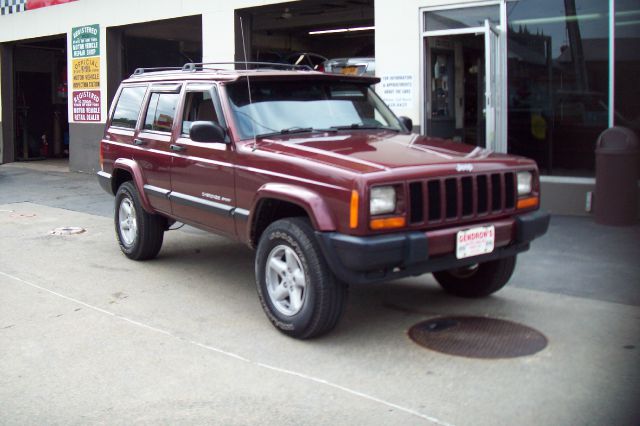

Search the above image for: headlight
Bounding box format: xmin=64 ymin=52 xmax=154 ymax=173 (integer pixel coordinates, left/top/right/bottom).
xmin=370 ymin=186 xmax=396 ymax=215
xmin=517 ymin=171 xmax=533 ymax=196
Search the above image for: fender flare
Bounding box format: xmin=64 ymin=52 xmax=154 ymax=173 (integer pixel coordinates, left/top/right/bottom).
xmin=250 ymin=182 xmax=338 ymax=234
xmin=112 ymin=158 xmax=154 ymax=213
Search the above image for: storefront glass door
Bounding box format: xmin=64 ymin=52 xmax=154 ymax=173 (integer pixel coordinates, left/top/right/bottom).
xmin=422 ymin=3 xmax=506 ymax=151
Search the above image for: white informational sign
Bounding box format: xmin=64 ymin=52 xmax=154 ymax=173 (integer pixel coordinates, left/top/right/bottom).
xmin=379 ymin=75 xmax=414 ymax=110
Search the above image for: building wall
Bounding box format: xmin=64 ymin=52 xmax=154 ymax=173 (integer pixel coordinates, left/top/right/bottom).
xmin=375 ymin=0 xmax=472 ymax=126
xmin=0 ymin=0 xmax=295 ymax=170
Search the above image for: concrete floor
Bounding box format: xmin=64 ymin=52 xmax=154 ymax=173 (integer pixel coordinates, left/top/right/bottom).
xmin=1 ymin=162 xmax=639 ymax=425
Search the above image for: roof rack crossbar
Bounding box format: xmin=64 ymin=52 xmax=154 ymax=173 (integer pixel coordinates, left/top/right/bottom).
xmin=181 ymin=62 xmax=312 ymax=72
xmin=132 ymin=67 xmax=183 ymax=76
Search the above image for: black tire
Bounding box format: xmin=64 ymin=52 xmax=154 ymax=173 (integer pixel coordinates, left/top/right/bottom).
xmin=433 ymin=255 xmax=517 ymax=298
xmin=255 ymin=217 xmax=347 ymax=339
xmin=114 ymin=181 xmax=165 ymax=260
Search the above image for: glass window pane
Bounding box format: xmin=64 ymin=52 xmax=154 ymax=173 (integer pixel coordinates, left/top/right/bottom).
xmin=143 ymin=93 xmax=179 ymax=133
xmin=154 ymin=93 xmax=180 ymax=132
xmin=615 ymin=0 xmax=640 ymax=139
xmin=425 ymin=6 xmax=499 ymax=31
xmin=144 ymin=93 xmax=159 ymax=131
xmin=182 ymin=91 xmax=218 ymax=135
xmin=111 ymin=86 xmax=146 ymax=129
xmin=226 ymin=81 xmax=402 ymax=140
xmin=507 ymin=0 xmax=609 ymax=177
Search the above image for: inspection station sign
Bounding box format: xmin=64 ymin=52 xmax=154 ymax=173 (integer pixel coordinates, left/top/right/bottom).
xmin=72 ymin=57 xmax=100 ymax=90
xmin=72 ymin=24 xmax=100 ymax=58
xmin=72 ymin=90 xmax=101 ymax=122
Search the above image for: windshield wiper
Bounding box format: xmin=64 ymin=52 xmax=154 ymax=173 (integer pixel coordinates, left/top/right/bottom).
xmin=330 ymin=123 xmax=400 ymax=132
xmin=256 ymin=127 xmax=337 ymax=139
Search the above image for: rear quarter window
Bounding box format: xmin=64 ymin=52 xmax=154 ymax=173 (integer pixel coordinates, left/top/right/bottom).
xmin=111 ymin=86 xmax=147 ymax=129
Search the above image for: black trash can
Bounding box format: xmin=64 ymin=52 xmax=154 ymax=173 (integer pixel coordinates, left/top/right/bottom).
xmin=594 ymin=127 xmax=639 ymax=226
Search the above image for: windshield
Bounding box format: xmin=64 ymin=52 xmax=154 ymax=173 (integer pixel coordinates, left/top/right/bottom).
xmin=226 ymin=79 xmax=404 ymax=140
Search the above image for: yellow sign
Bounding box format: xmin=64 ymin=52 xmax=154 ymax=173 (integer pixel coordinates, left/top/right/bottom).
xmin=72 ymin=58 xmax=100 ymax=90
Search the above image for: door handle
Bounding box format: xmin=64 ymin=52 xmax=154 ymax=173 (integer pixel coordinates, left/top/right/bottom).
xmin=133 ymin=138 xmax=146 ymax=146
xmin=170 ymin=144 xmax=186 ymax=152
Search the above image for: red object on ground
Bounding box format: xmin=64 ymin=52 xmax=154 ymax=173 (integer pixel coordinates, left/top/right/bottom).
xmin=40 ymin=136 xmax=49 ymax=157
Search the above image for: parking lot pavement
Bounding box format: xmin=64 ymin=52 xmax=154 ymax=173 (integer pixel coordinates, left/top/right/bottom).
xmin=1 ymin=199 xmax=639 ymax=425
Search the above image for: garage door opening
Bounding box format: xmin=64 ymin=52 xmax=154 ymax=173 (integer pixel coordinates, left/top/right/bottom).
xmin=107 ymin=15 xmax=202 ymax=107
xmin=13 ymin=35 xmax=69 ymax=162
xmin=235 ymin=1 xmax=374 ymax=73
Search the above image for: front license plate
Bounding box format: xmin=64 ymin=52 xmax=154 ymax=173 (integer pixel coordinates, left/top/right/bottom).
xmin=456 ymin=225 xmax=495 ymax=259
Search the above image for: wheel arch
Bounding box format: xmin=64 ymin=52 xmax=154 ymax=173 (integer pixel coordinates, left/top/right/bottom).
xmin=248 ymin=183 xmax=338 ymax=248
xmin=112 ymin=158 xmax=154 ymax=213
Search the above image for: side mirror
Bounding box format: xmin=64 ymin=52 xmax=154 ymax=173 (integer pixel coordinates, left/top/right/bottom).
xmin=399 ymin=116 xmax=413 ymax=133
xmin=189 ymin=121 xmax=227 ymax=143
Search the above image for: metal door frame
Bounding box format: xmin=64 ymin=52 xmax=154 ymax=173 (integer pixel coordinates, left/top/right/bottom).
xmin=419 ymin=1 xmax=508 ymax=153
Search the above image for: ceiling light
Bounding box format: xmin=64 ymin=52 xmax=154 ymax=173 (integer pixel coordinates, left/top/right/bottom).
xmin=309 ymin=26 xmax=375 ymax=35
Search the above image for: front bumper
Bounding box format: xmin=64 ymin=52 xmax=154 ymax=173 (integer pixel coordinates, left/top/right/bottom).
xmin=315 ymin=210 xmax=550 ymax=285
xmin=97 ymin=171 xmax=113 ymax=195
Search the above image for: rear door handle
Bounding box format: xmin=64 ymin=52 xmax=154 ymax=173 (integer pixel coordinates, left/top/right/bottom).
xmin=133 ymin=138 xmax=146 ymax=146
xmin=170 ymin=144 xmax=186 ymax=152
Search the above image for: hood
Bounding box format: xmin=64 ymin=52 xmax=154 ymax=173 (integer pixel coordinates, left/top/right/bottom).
xmin=256 ymin=131 xmax=529 ymax=174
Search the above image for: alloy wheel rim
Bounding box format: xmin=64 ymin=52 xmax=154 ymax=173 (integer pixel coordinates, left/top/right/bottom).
xmin=118 ymin=197 xmax=137 ymax=246
xmin=265 ymin=245 xmax=307 ymax=316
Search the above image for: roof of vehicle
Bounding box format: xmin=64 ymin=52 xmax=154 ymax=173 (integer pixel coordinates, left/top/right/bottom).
xmin=122 ymin=62 xmax=380 ymax=85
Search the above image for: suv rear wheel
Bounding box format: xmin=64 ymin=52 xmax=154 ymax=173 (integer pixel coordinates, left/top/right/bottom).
xmin=255 ymin=217 xmax=347 ymax=339
xmin=115 ymin=181 xmax=165 ymax=260
xmin=433 ymin=255 xmax=516 ymax=298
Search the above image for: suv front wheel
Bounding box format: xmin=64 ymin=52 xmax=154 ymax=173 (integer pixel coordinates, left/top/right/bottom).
xmin=115 ymin=181 xmax=165 ymax=260
xmin=433 ymin=255 xmax=517 ymax=298
xmin=255 ymin=217 xmax=347 ymax=339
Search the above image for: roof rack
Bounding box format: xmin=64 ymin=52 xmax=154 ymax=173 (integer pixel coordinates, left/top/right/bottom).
xmin=131 ymin=66 xmax=183 ymax=76
xmin=129 ymin=62 xmax=313 ymax=78
xmin=181 ymin=61 xmax=312 ymax=72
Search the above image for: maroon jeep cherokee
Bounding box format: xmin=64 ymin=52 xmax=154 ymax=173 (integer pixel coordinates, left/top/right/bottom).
xmin=98 ymin=63 xmax=549 ymax=339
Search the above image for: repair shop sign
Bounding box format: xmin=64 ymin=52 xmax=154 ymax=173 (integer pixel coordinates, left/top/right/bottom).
xmin=73 ymin=91 xmax=101 ymax=122
xmin=72 ymin=24 xmax=99 ymax=58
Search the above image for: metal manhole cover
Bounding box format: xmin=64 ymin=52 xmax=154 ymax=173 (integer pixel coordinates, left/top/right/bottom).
xmin=50 ymin=227 xmax=86 ymax=236
xmin=408 ymin=316 xmax=548 ymax=359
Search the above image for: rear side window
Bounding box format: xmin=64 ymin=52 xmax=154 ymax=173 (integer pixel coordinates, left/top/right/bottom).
xmin=111 ymin=86 xmax=146 ymax=129
xmin=143 ymin=93 xmax=180 ymax=133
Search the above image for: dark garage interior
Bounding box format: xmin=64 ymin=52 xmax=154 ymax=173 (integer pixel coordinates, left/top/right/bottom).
xmin=106 ymin=15 xmax=203 ymax=107
xmin=235 ymin=0 xmax=374 ymax=69
xmin=11 ymin=36 xmax=69 ymax=161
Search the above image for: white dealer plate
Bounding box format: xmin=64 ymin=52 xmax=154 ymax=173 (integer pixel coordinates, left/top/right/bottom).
xmin=456 ymin=225 xmax=495 ymax=259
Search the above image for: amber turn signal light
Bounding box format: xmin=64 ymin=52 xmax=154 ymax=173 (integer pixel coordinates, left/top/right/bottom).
xmin=350 ymin=190 xmax=359 ymax=229
xmin=370 ymin=216 xmax=406 ymax=230
xmin=517 ymin=196 xmax=539 ymax=210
